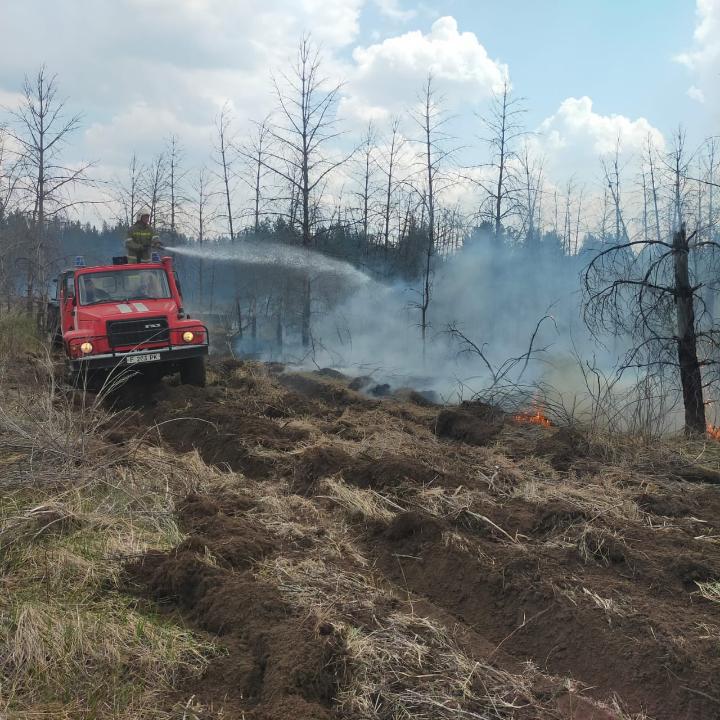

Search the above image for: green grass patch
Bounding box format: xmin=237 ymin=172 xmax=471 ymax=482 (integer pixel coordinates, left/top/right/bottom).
xmin=0 ymin=312 xmax=44 ymax=358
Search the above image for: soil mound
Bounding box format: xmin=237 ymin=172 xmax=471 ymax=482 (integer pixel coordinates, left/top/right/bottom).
xmin=534 ymin=426 xmax=591 ymax=471
xmin=175 ymin=494 xmax=277 ymax=568
xmin=348 ymin=375 xmax=372 ymax=391
xmin=289 ymin=445 xmax=353 ymax=493
xmin=532 ymin=502 xmax=589 ymax=535
xmin=392 ymin=387 xmax=438 ymax=406
xmin=279 ymin=372 xmax=363 ymax=407
xmin=434 ymin=400 xmax=505 ymax=445
xmin=262 ymin=390 xmax=328 ymax=419
xmin=369 ymin=383 xmax=391 ymax=397
xmin=314 ymin=367 xmax=347 ymax=380
xmin=125 ymin=493 xmax=344 ymax=719
xmin=147 ymin=401 xmax=309 ymax=477
xmin=385 ymin=511 xmax=443 ymax=542
xmin=343 ymin=454 xmax=441 ymax=489
xmin=636 ymin=492 xmax=694 ymax=517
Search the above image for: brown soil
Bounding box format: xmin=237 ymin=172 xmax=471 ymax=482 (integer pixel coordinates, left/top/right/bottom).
xmin=124 ymin=491 xmax=343 ymax=719
xmin=114 ymin=360 xmax=720 ymax=719
xmin=434 ymin=400 xmax=505 ymax=445
xmin=533 ymin=426 xmax=593 ymax=471
xmin=287 ymin=445 xmax=353 ymax=493
xmin=343 ymin=453 xmax=444 ymax=489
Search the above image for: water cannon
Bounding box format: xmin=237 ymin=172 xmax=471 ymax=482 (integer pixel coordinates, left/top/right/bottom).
xmin=74 ymin=255 xmax=86 ymax=268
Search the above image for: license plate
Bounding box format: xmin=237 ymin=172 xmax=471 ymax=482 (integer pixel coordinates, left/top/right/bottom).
xmin=126 ymin=353 xmax=161 ymax=365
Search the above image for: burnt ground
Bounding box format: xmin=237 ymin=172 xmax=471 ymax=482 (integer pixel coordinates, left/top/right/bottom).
xmin=109 ymin=360 xmax=720 ymax=719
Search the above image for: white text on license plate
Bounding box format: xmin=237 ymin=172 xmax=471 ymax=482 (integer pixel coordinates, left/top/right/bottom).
xmin=126 ymin=353 xmax=161 ymax=365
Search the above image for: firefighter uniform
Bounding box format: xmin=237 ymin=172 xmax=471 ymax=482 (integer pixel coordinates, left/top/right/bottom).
xmin=125 ymin=217 xmax=159 ymax=262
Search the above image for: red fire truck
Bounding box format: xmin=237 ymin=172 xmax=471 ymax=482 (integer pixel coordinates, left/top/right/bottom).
xmin=48 ymin=255 xmax=208 ymax=387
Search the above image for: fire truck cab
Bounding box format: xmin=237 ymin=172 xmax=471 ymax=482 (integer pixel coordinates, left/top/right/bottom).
xmin=48 ymin=255 xmax=208 ymax=387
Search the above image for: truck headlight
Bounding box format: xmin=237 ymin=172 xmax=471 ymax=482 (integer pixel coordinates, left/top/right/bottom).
xmin=182 ymin=331 xmax=194 ymax=343
xmin=80 ymin=341 xmax=93 ymax=354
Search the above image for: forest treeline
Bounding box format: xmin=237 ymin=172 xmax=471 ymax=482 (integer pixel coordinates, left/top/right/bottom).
xmin=1 ymin=41 xmax=719 ymax=433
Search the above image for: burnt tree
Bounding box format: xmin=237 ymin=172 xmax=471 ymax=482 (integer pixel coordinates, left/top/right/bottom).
xmin=584 ymin=224 xmax=715 ymax=435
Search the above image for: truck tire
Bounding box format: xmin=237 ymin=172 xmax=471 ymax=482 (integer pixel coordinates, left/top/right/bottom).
xmin=180 ymin=356 xmax=206 ymax=387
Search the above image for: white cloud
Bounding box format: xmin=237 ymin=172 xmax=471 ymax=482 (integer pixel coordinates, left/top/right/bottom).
xmin=0 ymin=0 xmax=366 ymax=201
xmin=676 ymin=0 xmax=720 ymax=108
xmin=688 ymin=85 xmax=706 ymax=103
xmin=372 ymin=0 xmax=416 ymax=22
xmin=341 ymin=16 xmax=508 ymax=121
xmin=534 ymin=96 xmax=665 ymax=181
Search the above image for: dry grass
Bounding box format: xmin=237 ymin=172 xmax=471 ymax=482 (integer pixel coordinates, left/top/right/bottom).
xmin=319 ymin=476 xmax=399 ymax=524
xmin=696 ymin=581 xmax=720 ymax=604
xmin=0 ymin=358 xmax=218 ymax=718
xmin=339 ymin=612 xmax=543 ymax=720
xmin=258 ymin=556 xmax=555 ymax=719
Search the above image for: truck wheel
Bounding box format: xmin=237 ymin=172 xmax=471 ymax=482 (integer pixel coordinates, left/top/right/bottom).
xmin=180 ymin=357 xmax=206 ymax=387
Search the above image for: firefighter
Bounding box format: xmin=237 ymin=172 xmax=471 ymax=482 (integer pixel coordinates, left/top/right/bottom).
xmin=126 ymin=209 xmax=162 ymax=263
xmin=83 ymin=276 xmax=109 ymax=304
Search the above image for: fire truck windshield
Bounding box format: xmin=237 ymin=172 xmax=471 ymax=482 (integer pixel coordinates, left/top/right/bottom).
xmin=78 ymin=269 xmax=171 ymax=306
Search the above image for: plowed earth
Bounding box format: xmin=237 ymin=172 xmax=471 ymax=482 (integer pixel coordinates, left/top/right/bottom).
xmin=113 ymin=360 xmax=720 ymax=720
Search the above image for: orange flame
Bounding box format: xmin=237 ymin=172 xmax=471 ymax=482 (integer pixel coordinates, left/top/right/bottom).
xmin=708 ymin=424 xmax=720 ymax=441
xmin=513 ymin=410 xmax=552 ymax=428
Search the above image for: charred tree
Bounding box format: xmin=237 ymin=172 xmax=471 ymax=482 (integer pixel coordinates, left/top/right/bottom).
xmin=673 ymin=226 xmax=705 ymax=432
xmin=583 ymin=223 xmax=717 ymax=435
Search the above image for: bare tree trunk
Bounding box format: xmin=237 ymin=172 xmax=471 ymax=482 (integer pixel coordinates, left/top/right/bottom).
xmin=9 ymin=67 xmax=87 ymax=317
xmin=250 ymin=296 xmax=257 ymax=341
xmin=301 ymin=275 xmax=311 ymax=348
xmin=641 ymin=170 xmax=649 ymax=243
xmin=382 ymin=118 xmax=401 ymax=261
xmin=674 ymin=225 xmax=706 ymax=434
xmin=420 ymin=78 xmax=436 ymax=350
xmin=128 ymin=155 xmax=140 ymax=226
xmin=167 ymin=135 xmax=183 ymax=238
xmin=216 ymin=105 xmax=236 ymax=242
xmin=235 ymin=298 xmax=243 ymax=341
xmin=494 ymin=84 xmax=507 ymax=246
xmin=275 ymin=297 xmax=283 ymax=352
xmin=646 ymin=135 xmax=662 ymax=244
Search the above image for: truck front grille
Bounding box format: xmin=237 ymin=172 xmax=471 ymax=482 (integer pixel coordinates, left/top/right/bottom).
xmin=107 ymin=317 xmax=169 ymax=348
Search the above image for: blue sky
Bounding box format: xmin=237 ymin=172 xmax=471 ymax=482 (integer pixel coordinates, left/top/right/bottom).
xmin=354 ymin=0 xmax=705 ymax=136
xmin=0 ymin=0 xmax=717 ymax=225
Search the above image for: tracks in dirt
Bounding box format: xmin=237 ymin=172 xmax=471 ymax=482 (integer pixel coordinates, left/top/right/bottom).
xmin=114 ymin=363 xmax=720 ymax=720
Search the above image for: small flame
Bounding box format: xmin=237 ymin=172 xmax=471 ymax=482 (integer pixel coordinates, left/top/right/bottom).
xmin=513 ymin=410 xmax=552 ymax=428
xmin=708 ymin=424 xmax=720 ymax=441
